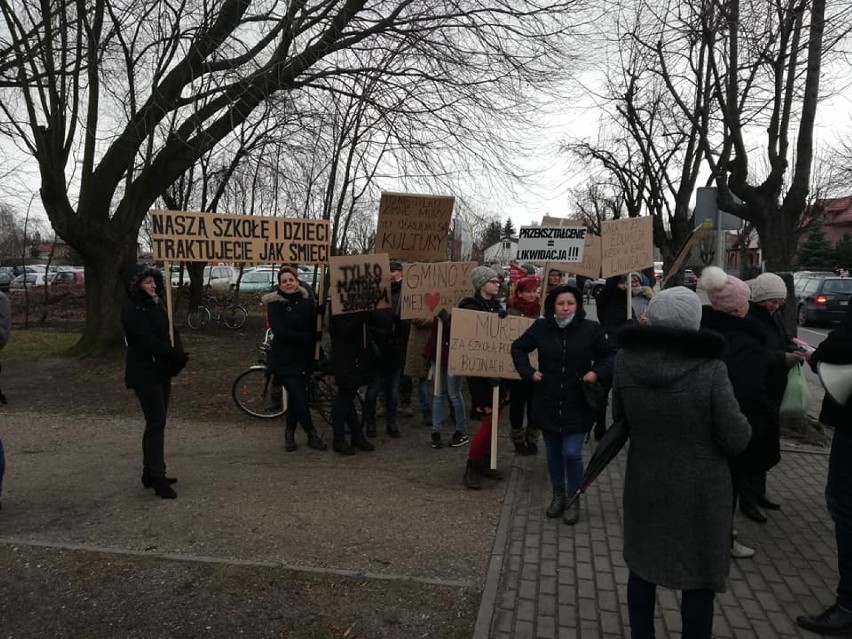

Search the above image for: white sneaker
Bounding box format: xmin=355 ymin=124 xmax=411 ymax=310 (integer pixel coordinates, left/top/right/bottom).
xmin=731 ymin=540 xmax=755 ymax=559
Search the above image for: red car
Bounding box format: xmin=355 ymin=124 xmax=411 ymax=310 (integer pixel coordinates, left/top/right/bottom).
xmin=48 ymin=270 xmax=85 ymax=286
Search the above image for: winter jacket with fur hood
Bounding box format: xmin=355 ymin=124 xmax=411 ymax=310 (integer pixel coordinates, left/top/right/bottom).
xmin=613 ymin=325 xmax=751 ymax=593
xmin=121 ymin=266 xmax=186 ymax=389
xmin=263 ymin=286 xmax=316 ymax=376
xmin=511 ymin=285 xmax=616 ymax=434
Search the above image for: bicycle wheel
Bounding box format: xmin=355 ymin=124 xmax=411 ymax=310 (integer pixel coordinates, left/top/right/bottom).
xmin=232 ymin=366 xmax=287 ymax=419
xmin=223 ymin=304 xmax=248 ymax=329
xmin=187 ymin=305 xmax=211 ymax=330
xmin=308 ymin=374 xmax=364 ymax=427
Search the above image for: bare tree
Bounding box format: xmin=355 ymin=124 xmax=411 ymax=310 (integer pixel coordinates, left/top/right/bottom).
xmin=0 ymin=0 xmax=585 ymax=354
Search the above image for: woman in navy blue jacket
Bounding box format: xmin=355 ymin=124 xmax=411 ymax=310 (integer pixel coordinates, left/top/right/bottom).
xmin=121 ymin=266 xmax=188 ymax=499
xmin=511 ymin=285 xmax=616 ymax=524
xmin=263 ymin=265 xmax=326 ymax=453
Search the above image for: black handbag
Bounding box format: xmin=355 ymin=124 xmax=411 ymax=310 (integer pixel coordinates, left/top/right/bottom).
xmin=581 ymin=379 xmax=606 ymax=411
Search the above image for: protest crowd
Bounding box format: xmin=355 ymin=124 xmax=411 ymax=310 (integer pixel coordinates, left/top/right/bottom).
xmin=3 ymin=200 xmax=851 ymax=638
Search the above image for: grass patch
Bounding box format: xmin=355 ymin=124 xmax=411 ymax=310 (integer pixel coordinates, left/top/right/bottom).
xmin=2 ymin=328 xmax=81 ymax=360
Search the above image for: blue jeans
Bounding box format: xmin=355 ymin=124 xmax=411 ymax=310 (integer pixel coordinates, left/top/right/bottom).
xmin=416 ymin=377 xmax=431 ymax=414
xmin=364 ymin=367 xmax=401 ymax=428
xmin=542 ymin=431 xmax=585 ymax=492
xmin=431 ymin=367 xmax=467 ymax=434
xmin=827 ymin=429 xmax=852 ymax=608
xmin=628 ymin=571 xmax=715 ymax=639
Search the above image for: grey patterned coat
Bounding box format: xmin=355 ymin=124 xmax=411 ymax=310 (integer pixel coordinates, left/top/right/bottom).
xmin=612 ymin=325 xmax=752 ymax=593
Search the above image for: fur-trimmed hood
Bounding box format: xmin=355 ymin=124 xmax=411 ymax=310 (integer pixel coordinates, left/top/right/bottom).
xmin=262 ymin=286 xmax=309 ymax=306
xmin=700 ymin=305 xmax=767 ymax=344
xmin=126 ymin=265 xmax=166 ymax=300
xmin=616 ymin=325 xmax=725 ymax=388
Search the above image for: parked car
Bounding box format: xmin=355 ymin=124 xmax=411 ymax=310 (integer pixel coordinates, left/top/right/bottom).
xmin=237 ymin=268 xmax=277 ymax=293
xmin=796 ymin=276 xmax=852 ymax=326
xmin=793 ymin=270 xmax=835 ymax=289
xmin=682 ymin=269 xmax=698 ymax=291
xmin=203 ymin=265 xmax=240 ymax=291
xmin=0 ymin=270 xmax=12 ymax=292
xmin=9 ymin=272 xmax=49 ymax=290
xmin=48 ymin=269 xmax=85 ymax=286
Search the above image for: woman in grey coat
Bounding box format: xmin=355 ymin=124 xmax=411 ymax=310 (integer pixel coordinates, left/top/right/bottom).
xmin=612 ymin=287 xmax=751 ymax=639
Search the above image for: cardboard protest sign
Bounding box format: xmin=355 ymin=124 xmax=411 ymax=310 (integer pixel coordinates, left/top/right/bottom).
xmin=541 ymin=215 xmax=583 ymax=227
xmin=375 ymin=192 xmax=455 ymax=261
xmin=516 ymin=226 xmax=587 ymax=263
xmin=546 ymin=233 xmax=602 ymax=280
xmin=401 ymin=261 xmax=477 ymax=321
xmin=150 ymin=210 xmax=330 ymax=264
xmin=447 ymin=308 xmax=537 ymax=380
xmin=600 ymin=217 xmax=654 ymax=277
xmin=329 ymin=254 xmax=392 ymax=315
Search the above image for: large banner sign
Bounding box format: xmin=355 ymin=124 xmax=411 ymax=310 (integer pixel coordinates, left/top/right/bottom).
xmin=600 ymin=217 xmax=654 ymax=277
xmin=329 ymin=254 xmax=392 ymax=315
xmin=516 ymin=226 xmax=587 ymax=262
xmin=447 ymin=308 xmax=536 ymax=380
xmin=374 ymin=192 xmax=455 ymax=262
xmin=150 ymin=210 xmax=330 ymax=264
xmin=400 ymin=261 xmax=477 ymax=320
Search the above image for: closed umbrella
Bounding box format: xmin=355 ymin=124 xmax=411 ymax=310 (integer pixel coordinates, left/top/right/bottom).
xmin=566 ymin=418 xmax=629 ymax=508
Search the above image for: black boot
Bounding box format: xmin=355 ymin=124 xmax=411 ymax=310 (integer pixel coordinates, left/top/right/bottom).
xmin=141 ymin=474 xmax=177 ymax=489
xmin=284 ymin=428 xmax=297 ymax=452
xmin=513 ymin=441 xmax=530 ymax=455
xmin=333 ymin=440 xmax=357 ymax=456
xmin=152 ymin=479 xmax=177 ymax=499
xmin=546 ymin=490 xmax=566 ymax=518
xmin=306 ymin=431 xmax=327 ymax=451
xmin=526 ymin=440 xmax=538 ymax=455
xmin=352 ymin=435 xmax=375 ymax=452
xmin=386 ymin=424 xmax=401 ymax=438
xmin=463 ymin=461 xmax=481 ymax=489
xmin=477 ymin=461 xmax=503 ymax=481
xmin=365 ymin=421 xmax=377 ymax=438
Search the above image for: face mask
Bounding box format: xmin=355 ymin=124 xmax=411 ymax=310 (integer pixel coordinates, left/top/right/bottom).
xmin=554 ymin=314 xmax=574 ymax=328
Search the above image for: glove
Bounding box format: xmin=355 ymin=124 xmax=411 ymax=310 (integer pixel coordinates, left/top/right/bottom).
xmin=437 ymin=309 xmax=450 ymax=323
xmin=170 ymin=352 xmax=190 ymax=376
xmin=497 ymin=309 xmax=508 ymax=319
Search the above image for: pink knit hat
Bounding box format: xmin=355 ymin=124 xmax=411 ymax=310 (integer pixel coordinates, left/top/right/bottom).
xmin=699 ymin=266 xmax=750 ymax=314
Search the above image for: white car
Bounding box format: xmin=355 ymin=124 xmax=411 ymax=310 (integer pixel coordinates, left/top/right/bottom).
xmin=9 ymin=272 xmax=49 ymax=290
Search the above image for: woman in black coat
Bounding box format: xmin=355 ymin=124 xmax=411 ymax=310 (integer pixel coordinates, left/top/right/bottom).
xmin=121 ymin=266 xmax=188 ymax=499
xmin=329 ymin=310 xmax=377 ymax=455
xmin=263 ymin=266 xmax=326 ymax=453
xmin=511 ymin=285 xmax=616 ymax=524
xmin=699 ymin=267 xmax=778 ymax=531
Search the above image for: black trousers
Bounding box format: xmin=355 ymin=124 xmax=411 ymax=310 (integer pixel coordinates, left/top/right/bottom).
xmin=134 ymin=381 xmax=171 ymax=479
xmin=627 ymin=571 xmax=715 ymax=639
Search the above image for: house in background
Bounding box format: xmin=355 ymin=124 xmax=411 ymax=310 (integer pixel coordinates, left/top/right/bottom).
xmin=483 ymin=235 xmax=518 ymax=266
xmin=35 ymin=239 xmax=73 ymax=260
xmin=813 ymin=196 xmax=852 ymax=244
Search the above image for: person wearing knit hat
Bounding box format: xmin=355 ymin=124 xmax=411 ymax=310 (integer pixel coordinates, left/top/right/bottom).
xmin=458 ymin=264 xmax=505 ymax=489
xmin=700 ymin=266 xmax=751 ymax=317
xmin=700 ymin=266 xmax=781 ymax=538
xmin=470 ymin=265 xmax=500 ymax=292
xmin=646 ymin=286 xmax=701 ymax=331
xmin=747 ymin=272 xmax=804 ymax=516
xmin=614 ymin=286 xmax=751 ymax=636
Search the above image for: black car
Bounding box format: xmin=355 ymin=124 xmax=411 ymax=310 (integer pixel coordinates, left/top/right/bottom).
xmin=0 ymin=270 xmax=12 ymax=293
xmin=796 ymin=276 xmax=852 ymax=326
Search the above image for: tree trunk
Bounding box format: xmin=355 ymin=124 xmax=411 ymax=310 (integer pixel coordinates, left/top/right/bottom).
xmin=67 ymin=241 xmax=138 ymax=356
xmin=754 ymin=205 xmax=798 ymax=271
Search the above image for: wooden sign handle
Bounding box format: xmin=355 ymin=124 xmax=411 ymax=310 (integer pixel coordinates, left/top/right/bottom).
xmin=433 ymin=319 xmax=443 ymax=397
xmin=490 ymin=384 xmax=499 ymax=470
xmin=164 ymin=260 xmax=175 ymax=346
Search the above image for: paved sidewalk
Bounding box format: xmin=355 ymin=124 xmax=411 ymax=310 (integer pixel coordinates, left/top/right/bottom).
xmin=475 ymin=439 xmax=836 ymax=638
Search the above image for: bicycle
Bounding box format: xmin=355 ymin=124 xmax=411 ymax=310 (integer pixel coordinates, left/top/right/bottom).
xmin=187 ymin=295 xmax=248 ymax=330
xmin=231 ymin=331 xmax=362 ymax=426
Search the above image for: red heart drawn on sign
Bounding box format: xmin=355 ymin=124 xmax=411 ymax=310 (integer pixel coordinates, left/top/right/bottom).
xmin=424 ymin=292 xmax=441 ymax=311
